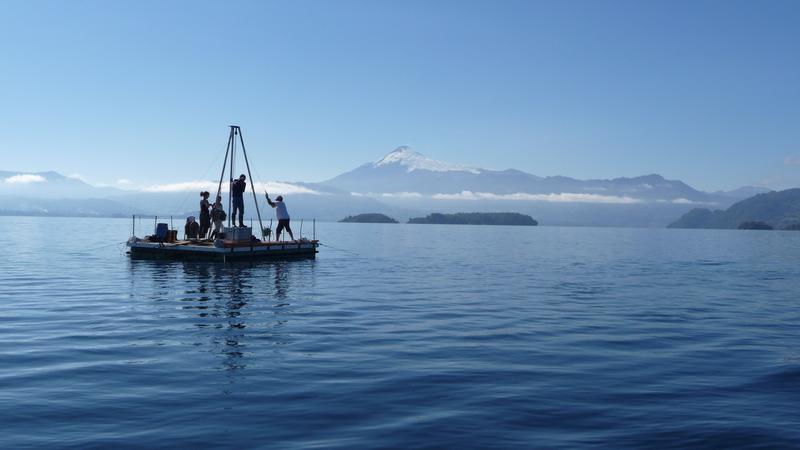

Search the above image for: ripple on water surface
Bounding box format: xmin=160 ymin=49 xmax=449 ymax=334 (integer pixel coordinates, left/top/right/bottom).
xmin=0 ymin=217 xmax=799 ymax=448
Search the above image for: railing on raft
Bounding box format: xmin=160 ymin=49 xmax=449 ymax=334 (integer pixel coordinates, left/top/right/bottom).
xmin=131 ymin=214 xmax=316 ymax=242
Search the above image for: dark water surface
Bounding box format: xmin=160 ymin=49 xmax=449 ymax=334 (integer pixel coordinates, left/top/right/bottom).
xmin=1 ymin=217 xmax=799 ymax=449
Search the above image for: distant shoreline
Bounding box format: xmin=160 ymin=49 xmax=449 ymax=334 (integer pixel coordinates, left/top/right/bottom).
xmin=0 ymin=211 xmax=133 ymax=219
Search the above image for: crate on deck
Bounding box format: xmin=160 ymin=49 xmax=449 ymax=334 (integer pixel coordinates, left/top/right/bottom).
xmin=224 ymin=226 xmax=253 ymax=242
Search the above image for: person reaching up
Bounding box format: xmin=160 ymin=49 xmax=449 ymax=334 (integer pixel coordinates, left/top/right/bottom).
xmin=266 ymin=193 xmax=294 ymax=241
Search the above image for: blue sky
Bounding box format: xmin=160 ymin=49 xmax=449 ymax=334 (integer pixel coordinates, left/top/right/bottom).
xmin=1 ymin=0 xmax=798 ymax=191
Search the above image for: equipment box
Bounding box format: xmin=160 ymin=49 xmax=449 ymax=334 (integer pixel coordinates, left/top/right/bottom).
xmin=224 ymin=226 xmax=252 ymax=242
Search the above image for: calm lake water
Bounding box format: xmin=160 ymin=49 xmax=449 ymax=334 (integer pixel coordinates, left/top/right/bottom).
xmin=1 ymin=216 xmax=799 ymax=449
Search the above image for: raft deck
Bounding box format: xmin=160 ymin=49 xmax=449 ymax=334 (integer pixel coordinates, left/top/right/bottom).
xmin=127 ymin=237 xmax=319 ymax=261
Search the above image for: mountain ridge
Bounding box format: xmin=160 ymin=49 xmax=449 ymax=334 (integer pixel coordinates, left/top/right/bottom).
xmin=668 ymin=188 xmax=800 ymax=229
xmin=0 ymin=148 xmax=776 ymax=226
xmin=323 ymin=147 xmax=765 ymax=203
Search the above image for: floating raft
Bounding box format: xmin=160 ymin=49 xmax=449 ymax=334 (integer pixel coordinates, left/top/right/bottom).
xmin=127 ymin=237 xmax=318 ymax=261
xmin=126 ymin=125 xmax=321 ymax=262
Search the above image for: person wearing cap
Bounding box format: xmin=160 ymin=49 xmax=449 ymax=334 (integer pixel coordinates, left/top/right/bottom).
xmin=265 ymin=193 xmax=295 ymax=241
xmin=230 ymin=174 xmax=247 ymax=227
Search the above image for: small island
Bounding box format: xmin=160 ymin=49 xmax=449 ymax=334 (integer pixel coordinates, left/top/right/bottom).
xmin=408 ymin=212 xmax=538 ymax=226
xmin=339 ymin=213 xmax=399 ymax=224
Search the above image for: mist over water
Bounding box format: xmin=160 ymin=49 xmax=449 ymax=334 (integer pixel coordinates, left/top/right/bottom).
xmin=1 ymin=217 xmax=799 ymax=448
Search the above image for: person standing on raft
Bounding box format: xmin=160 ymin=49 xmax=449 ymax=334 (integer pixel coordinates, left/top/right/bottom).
xmin=210 ymin=195 xmax=226 ymax=239
xmin=230 ymin=174 xmax=246 ymax=227
xmin=265 ymin=193 xmax=294 ymax=241
xmin=199 ymin=191 xmax=211 ymax=238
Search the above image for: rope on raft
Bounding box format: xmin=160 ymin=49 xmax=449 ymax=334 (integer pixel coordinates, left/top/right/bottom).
xmin=318 ymin=242 xmax=359 ymax=256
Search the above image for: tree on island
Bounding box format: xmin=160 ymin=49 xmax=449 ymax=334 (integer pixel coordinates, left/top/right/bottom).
xmin=339 ymin=213 xmax=399 ymax=224
xmin=408 ymin=212 xmax=538 ymax=226
xmin=737 ymin=221 xmax=773 ymax=230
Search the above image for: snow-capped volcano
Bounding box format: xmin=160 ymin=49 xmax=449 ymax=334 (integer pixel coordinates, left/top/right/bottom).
xmin=323 ymin=146 xmax=771 ymax=208
xmin=374 ymin=146 xmax=481 ymax=174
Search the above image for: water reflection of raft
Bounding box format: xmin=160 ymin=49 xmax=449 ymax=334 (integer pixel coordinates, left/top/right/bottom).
xmin=127 ymin=236 xmax=318 ymax=261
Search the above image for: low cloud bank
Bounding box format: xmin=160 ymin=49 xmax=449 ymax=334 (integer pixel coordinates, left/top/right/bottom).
xmin=141 ymin=180 xmax=321 ymax=195
xmin=381 ymin=192 xmax=424 ymax=198
xmin=784 ymin=155 xmax=800 ymax=166
xmin=67 ymin=173 xmax=88 ymax=182
xmin=351 ymin=190 xmax=721 ymax=205
xmin=671 ymin=198 xmax=701 ymax=205
xmin=4 ymin=174 xmax=47 ymax=184
xmin=430 ymin=191 xmax=643 ymax=204
xmin=352 ymin=191 xmax=644 ymax=204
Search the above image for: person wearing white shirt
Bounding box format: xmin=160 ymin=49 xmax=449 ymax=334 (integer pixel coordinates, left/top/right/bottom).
xmin=265 ymin=194 xmax=295 ymax=241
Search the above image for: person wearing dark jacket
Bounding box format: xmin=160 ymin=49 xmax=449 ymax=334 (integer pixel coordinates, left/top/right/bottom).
xmin=230 ymin=174 xmax=246 ymax=227
xmin=210 ymin=195 xmax=225 ymax=239
xmin=199 ymin=191 xmax=211 ymax=238
xmin=185 ymin=216 xmax=200 ymax=239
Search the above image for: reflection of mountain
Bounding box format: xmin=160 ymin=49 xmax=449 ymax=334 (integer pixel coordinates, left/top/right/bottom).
xmin=0 ymin=148 xmax=774 ymax=227
xmin=668 ymin=188 xmax=800 ymax=229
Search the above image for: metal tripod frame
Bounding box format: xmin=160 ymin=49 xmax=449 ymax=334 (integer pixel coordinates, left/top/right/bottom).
xmin=215 ymin=126 xmax=266 ymax=241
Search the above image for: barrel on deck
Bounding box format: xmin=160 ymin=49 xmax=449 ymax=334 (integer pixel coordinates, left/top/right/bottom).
xmin=155 ymin=223 xmax=169 ymax=240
